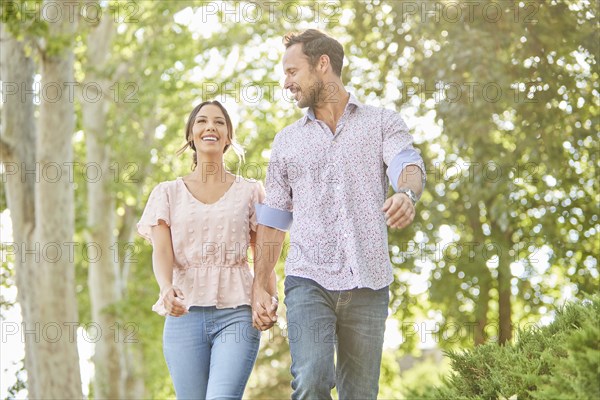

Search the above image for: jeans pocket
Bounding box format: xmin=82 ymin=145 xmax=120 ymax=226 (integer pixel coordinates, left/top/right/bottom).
xmin=284 ymin=275 xmax=305 ymax=296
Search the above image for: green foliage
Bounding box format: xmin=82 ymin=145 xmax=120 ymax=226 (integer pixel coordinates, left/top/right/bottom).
xmin=1 ymin=0 xmax=48 ymax=40
xmin=377 ymin=350 xmax=404 ymax=398
xmin=399 ymin=355 xmax=451 ymax=399
xmin=2 ymin=0 xmax=77 ymax=57
xmin=245 ymin=319 xmax=293 ymax=398
xmin=422 ymin=294 xmax=600 ymax=399
xmin=0 ymin=183 xmax=7 ymax=214
xmin=367 ymin=0 xmax=600 ymax=347
xmin=4 ymin=361 xmax=26 ymax=400
xmin=0 ymin=245 xmax=15 ymax=319
xmin=533 ymin=297 xmax=600 ymax=399
xmin=119 ymin=241 xmax=176 ymax=398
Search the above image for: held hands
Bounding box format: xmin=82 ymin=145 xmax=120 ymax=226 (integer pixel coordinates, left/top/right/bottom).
xmin=251 ymin=285 xmax=279 ymax=331
xmin=382 ymin=192 xmax=416 ymax=229
xmin=161 ymin=285 xmax=189 ymax=317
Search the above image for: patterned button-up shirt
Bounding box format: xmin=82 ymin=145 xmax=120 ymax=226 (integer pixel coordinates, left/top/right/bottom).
xmin=258 ymin=94 xmax=425 ymax=290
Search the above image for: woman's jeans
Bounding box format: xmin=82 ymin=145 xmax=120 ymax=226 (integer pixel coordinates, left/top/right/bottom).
xmin=284 ymin=275 xmax=389 ymax=400
xmin=163 ymin=305 xmax=260 ymax=399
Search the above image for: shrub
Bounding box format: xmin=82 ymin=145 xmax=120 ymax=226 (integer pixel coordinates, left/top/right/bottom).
xmin=410 ymin=294 xmax=599 ymax=400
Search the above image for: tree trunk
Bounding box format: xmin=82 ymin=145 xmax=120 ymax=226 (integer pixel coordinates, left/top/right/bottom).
xmin=3 ymin=1 xmax=85 ymax=396
xmin=474 ymin=278 xmax=490 ymax=346
xmin=80 ymin=9 xmax=126 ymax=398
xmin=497 ymin=255 xmax=512 ymax=344
xmin=120 ymin=218 xmax=146 ymax=399
xmin=0 ymin=23 xmax=40 ymax=397
xmin=34 ymin=3 xmax=83 ymax=396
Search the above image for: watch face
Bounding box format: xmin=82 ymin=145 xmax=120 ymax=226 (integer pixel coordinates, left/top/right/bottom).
xmin=408 ymin=191 xmax=417 ymax=203
xmin=399 ymin=188 xmax=417 ymax=204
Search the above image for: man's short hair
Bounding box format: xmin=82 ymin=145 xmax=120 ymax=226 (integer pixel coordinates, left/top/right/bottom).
xmin=284 ymin=29 xmax=344 ymax=77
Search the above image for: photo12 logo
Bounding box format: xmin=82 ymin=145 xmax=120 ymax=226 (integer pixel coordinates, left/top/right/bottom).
xmin=194 ymin=1 xmax=341 ymax=23
xmin=1 ymin=1 xmax=140 ymax=24
xmin=1 ymin=321 xmax=139 ymax=344
xmin=400 ymin=81 xmax=540 ymax=104
xmin=1 ymin=81 xmax=138 ymax=104
xmin=1 ymin=162 xmax=139 ymax=184
xmin=399 ymin=1 xmax=539 ymax=24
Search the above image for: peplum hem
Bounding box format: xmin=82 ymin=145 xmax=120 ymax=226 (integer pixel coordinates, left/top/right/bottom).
xmin=152 ymin=264 xmax=254 ymax=316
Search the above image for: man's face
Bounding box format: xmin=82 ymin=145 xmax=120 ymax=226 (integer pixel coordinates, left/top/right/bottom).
xmin=282 ymin=43 xmax=323 ymax=109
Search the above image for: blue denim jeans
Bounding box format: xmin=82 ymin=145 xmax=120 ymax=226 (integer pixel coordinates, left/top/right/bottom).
xmin=163 ymin=305 xmax=260 ymax=399
xmin=284 ymin=275 xmax=389 ymax=400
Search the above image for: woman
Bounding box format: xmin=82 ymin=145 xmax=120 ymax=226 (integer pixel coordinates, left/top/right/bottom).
xmin=137 ymin=100 xmax=277 ymax=399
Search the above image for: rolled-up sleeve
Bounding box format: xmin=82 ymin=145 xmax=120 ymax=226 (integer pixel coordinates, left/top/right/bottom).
xmin=381 ymin=109 xmax=426 ymax=193
xmin=257 ymin=135 xmax=293 ymax=231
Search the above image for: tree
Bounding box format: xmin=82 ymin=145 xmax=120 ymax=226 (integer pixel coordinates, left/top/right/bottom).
xmin=75 ymin=1 xmax=198 ymax=397
xmin=339 ymin=0 xmax=599 ymax=346
xmin=405 ymin=0 xmax=598 ymax=345
xmin=1 ymin=0 xmax=83 ymax=396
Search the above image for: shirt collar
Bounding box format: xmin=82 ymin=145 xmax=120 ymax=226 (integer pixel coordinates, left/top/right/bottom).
xmin=302 ymin=92 xmax=362 ymax=125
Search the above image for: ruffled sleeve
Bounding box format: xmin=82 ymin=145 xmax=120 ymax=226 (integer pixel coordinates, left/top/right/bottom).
xmin=137 ymin=182 xmax=171 ymax=244
xmin=249 ymin=180 xmax=266 ymax=232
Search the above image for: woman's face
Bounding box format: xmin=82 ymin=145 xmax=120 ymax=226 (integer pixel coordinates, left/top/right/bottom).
xmin=190 ymin=104 xmax=231 ymax=156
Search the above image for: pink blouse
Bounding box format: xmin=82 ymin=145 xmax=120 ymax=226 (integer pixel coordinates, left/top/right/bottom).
xmin=137 ymin=176 xmax=265 ymax=316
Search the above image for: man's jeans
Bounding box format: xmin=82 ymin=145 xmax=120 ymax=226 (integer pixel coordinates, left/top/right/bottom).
xmin=284 ymin=275 xmax=389 ymax=400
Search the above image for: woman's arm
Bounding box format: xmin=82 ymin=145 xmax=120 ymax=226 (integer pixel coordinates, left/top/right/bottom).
xmin=151 ymin=221 xmax=187 ymax=316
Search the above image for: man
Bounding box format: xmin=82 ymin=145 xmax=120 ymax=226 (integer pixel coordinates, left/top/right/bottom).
xmin=252 ymin=29 xmax=426 ymax=399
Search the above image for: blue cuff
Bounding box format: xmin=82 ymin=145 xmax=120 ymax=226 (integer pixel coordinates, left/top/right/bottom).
xmin=386 ymin=149 xmax=426 ymax=192
xmin=256 ymin=203 xmax=293 ymax=231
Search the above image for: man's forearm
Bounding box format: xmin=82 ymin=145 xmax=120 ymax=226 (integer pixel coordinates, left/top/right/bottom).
xmin=396 ymin=165 xmax=424 ymax=197
xmin=254 ymin=224 xmax=286 ymax=289
xmin=268 ymin=271 xmax=278 ymax=297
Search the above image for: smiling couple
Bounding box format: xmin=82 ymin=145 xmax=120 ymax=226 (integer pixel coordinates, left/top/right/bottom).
xmin=137 ymin=29 xmax=426 ymax=400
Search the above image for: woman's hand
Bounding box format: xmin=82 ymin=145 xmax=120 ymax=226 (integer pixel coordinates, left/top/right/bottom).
xmin=252 ymin=285 xmax=279 ymax=331
xmin=161 ymin=286 xmax=188 ymax=317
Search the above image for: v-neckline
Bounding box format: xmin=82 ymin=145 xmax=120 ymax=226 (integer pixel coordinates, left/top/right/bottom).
xmin=178 ymin=177 xmax=236 ymax=206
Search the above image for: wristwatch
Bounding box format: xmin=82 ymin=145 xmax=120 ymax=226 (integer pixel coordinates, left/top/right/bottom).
xmin=397 ymin=188 xmax=417 ymax=205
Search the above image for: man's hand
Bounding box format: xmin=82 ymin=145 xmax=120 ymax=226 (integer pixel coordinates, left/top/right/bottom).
xmin=252 ymin=284 xmax=278 ymax=331
xmin=382 ymin=192 xmax=416 ymax=229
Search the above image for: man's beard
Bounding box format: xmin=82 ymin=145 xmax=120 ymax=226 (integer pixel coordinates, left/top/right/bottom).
xmin=297 ymin=78 xmax=324 ymax=109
